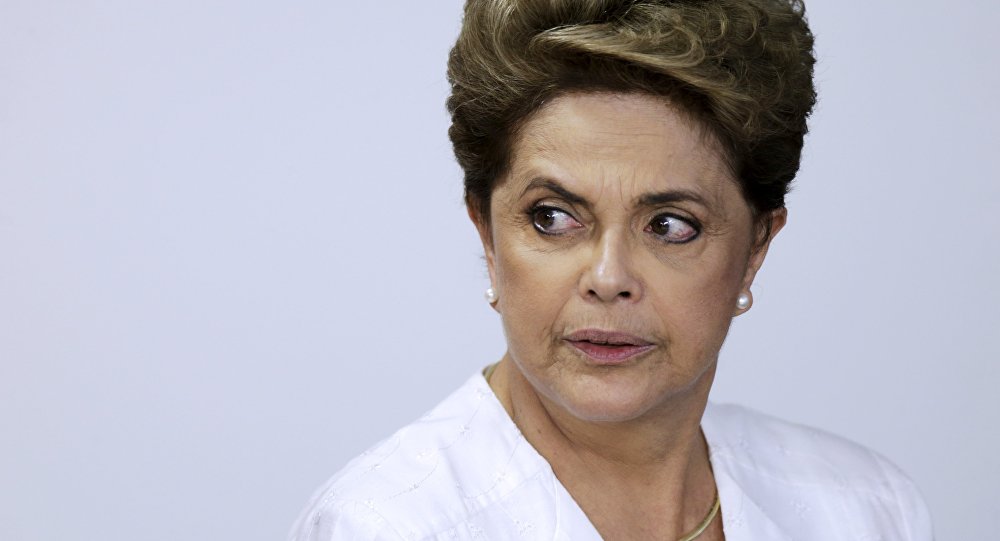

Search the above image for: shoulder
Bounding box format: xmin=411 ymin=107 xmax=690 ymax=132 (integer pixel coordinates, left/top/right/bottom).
xmin=704 ymin=403 xmax=933 ymax=540
xmin=704 ymin=402 xmax=892 ymax=483
xmin=288 ymin=374 xmax=553 ymax=541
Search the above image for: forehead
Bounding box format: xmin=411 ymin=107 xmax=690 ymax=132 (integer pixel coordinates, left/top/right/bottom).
xmin=506 ymin=92 xmax=736 ymax=204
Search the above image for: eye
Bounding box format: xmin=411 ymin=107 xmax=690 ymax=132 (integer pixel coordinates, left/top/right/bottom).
xmin=645 ymin=213 xmax=700 ymax=243
xmin=531 ymin=206 xmax=582 ymax=235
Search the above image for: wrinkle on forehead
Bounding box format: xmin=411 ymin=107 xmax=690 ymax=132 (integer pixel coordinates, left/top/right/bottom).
xmin=505 ymin=92 xmax=737 ymax=217
xmin=516 ymin=91 xmax=729 ymax=163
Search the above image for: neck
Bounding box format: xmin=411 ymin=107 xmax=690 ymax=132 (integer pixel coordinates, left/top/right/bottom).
xmin=488 ymin=353 xmax=720 ymax=538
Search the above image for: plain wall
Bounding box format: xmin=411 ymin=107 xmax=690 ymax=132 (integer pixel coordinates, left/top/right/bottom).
xmin=1 ymin=1 xmax=997 ymax=539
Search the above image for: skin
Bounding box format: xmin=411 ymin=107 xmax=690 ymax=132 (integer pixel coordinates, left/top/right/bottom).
xmin=470 ymin=92 xmax=786 ymax=540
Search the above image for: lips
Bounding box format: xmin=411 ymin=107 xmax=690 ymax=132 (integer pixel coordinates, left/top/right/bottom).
xmin=564 ymin=329 xmax=655 ymax=364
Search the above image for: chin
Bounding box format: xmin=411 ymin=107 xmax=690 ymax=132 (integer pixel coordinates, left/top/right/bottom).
xmin=545 ymin=367 xmax=679 ymax=424
xmin=563 ymin=399 xmax=655 ymax=424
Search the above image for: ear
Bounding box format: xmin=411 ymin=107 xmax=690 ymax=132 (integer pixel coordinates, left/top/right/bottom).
xmin=735 ymin=207 xmax=787 ymax=314
xmin=467 ymin=204 xmax=499 ymax=306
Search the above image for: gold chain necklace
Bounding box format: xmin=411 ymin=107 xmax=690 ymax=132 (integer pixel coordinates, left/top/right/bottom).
xmin=677 ymin=491 xmax=720 ymax=541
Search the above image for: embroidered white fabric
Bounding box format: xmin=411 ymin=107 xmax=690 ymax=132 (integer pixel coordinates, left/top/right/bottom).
xmin=289 ymin=373 xmax=933 ymax=540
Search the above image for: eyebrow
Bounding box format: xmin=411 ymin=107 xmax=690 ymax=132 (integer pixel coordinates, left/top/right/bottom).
xmin=521 ymin=176 xmax=710 ymax=209
xmin=521 ymin=177 xmax=588 ymax=205
xmin=636 ymin=189 xmax=710 ymax=209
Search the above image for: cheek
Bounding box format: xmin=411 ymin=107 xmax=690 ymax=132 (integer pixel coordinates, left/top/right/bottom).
xmin=648 ymin=247 xmax=749 ymax=345
xmin=493 ymin=240 xmax=573 ymax=347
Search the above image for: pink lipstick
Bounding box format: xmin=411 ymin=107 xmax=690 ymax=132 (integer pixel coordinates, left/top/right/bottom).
xmin=564 ymin=329 xmax=655 ymax=364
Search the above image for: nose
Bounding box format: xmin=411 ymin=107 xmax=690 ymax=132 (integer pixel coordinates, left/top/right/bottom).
xmin=579 ymin=229 xmax=643 ymax=303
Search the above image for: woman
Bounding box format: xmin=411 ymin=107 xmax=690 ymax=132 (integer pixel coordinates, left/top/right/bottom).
xmin=291 ymin=0 xmax=932 ymax=539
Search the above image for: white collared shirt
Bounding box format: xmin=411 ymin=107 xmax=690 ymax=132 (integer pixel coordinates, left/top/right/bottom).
xmin=289 ymin=373 xmax=932 ymax=540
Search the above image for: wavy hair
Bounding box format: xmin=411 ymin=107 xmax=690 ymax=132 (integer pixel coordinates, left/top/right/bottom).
xmin=447 ymin=0 xmax=816 ymax=222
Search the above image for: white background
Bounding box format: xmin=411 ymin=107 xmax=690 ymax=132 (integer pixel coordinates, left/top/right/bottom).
xmin=1 ymin=1 xmax=997 ymax=539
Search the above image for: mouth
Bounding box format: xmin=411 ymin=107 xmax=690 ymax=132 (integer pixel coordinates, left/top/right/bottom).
xmin=563 ymin=329 xmax=655 ymax=364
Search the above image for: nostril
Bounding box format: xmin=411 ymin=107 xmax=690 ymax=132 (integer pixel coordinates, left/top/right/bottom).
xmin=586 ymin=289 xmax=634 ymax=300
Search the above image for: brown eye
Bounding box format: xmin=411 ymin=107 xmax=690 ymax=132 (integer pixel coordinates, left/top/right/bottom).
xmin=532 ymin=206 xmax=581 ymax=235
xmin=645 ymin=214 xmax=699 ymax=243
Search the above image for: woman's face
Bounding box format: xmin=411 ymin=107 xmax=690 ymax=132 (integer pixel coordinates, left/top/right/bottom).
xmin=476 ymin=92 xmax=783 ymax=423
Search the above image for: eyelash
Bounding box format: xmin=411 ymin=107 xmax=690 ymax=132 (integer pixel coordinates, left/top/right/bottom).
xmin=644 ymin=213 xmax=701 ymax=244
xmin=529 ymin=205 xmax=581 ymax=236
xmin=528 ymin=204 xmax=701 ymax=244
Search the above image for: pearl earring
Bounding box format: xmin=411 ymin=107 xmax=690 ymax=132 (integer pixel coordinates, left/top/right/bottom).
xmin=484 ymin=287 xmax=498 ymax=304
xmin=736 ymin=292 xmax=752 ymax=310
